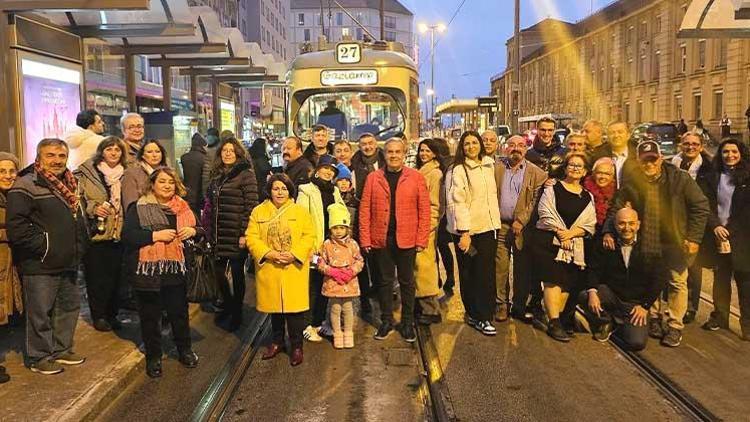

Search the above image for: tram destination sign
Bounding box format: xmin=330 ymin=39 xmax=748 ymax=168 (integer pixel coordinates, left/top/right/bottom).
xmin=321 ymin=69 xmax=378 ymax=86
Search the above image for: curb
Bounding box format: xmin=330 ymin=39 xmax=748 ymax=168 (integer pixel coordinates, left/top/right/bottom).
xmin=53 ymin=304 xmax=204 ymax=422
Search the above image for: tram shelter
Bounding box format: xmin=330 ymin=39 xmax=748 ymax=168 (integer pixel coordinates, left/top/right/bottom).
xmin=0 ymin=0 xmax=285 ymax=165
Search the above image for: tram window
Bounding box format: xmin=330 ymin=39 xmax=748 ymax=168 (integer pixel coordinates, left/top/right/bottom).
xmin=295 ymin=91 xmax=406 ymax=141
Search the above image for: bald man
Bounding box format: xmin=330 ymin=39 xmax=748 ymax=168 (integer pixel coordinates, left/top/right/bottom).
xmin=481 ymin=130 xmax=500 ymax=161
xmin=580 ymin=208 xmax=666 ymax=351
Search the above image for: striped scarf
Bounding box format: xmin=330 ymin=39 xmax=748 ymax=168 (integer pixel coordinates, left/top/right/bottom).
xmin=34 ymin=162 xmax=79 ymax=214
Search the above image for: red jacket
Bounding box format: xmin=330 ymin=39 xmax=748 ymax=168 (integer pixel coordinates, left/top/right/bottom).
xmin=359 ymin=167 xmax=431 ymax=249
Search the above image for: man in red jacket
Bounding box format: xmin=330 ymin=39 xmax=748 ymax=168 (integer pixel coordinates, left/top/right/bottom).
xmin=359 ymin=138 xmax=431 ymax=342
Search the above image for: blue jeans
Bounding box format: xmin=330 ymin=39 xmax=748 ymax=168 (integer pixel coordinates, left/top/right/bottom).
xmin=23 ymin=272 xmax=80 ymax=364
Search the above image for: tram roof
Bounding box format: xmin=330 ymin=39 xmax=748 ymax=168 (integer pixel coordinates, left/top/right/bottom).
xmin=289 ymin=47 xmax=417 ymax=73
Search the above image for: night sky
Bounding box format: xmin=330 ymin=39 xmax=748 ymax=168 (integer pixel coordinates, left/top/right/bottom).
xmin=402 ymin=0 xmax=613 ymax=102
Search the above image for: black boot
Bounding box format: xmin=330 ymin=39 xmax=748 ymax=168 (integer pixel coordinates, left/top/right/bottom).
xmin=146 ymin=358 xmax=162 ymax=378
xmin=546 ymin=318 xmax=571 ymax=342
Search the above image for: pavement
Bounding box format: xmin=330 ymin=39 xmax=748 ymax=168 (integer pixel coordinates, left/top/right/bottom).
xmin=0 ymin=284 xmax=202 ymax=422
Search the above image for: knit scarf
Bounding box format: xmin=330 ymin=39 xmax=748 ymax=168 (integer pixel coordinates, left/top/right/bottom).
xmin=97 ymin=162 xmax=124 ymax=212
xmin=136 ymin=193 xmax=196 ymax=276
xmin=641 ymin=179 xmax=662 ymax=259
xmin=583 ymin=177 xmax=616 ymax=227
xmin=34 ymin=162 xmax=78 ymax=213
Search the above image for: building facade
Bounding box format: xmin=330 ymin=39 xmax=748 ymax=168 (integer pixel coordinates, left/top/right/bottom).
xmin=239 ymin=0 xmax=291 ymax=135
xmin=493 ymin=0 xmax=750 ymax=138
xmin=289 ymin=0 xmax=415 ymax=60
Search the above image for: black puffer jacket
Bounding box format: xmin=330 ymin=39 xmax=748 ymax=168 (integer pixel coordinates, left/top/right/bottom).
xmin=526 ymin=139 xmax=567 ymax=175
xmin=180 ymin=134 xmax=207 ymax=214
xmin=205 ymin=160 xmax=259 ymax=258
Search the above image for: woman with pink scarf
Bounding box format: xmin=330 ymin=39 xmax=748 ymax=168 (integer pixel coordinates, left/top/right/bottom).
xmin=75 ymin=137 xmax=128 ymax=333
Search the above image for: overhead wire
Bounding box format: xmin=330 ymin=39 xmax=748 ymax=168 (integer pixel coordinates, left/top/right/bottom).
xmin=416 ymin=0 xmax=468 ymax=73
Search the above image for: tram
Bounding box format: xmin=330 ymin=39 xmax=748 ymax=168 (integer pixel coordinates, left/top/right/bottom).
xmin=287 ymin=38 xmax=419 ymax=142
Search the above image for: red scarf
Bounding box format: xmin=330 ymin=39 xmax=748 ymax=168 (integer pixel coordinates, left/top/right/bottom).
xmin=583 ymin=176 xmax=616 ymax=227
xmin=136 ymin=194 xmax=197 ymax=275
xmin=34 ymin=162 xmax=79 ymax=213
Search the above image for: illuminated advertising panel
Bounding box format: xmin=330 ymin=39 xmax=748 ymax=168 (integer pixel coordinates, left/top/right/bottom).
xmin=220 ymin=100 xmax=236 ymax=132
xmin=19 ymin=57 xmax=82 ymax=166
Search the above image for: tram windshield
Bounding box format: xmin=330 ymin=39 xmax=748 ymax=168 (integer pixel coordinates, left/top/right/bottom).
xmin=294 ymin=90 xmax=406 ymax=140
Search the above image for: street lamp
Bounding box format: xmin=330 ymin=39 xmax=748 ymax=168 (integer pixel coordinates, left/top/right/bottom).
xmin=419 ymin=22 xmax=445 ymax=135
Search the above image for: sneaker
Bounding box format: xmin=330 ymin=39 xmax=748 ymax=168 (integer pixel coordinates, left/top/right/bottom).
xmin=318 ymin=322 xmax=334 ymax=338
xmin=661 ymin=328 xmax=682 ymax=347
xmin=178 ymin=350 xmax=199 ymax=368
xmin=474 ymin=320 xmax=497 ymax=336
xmin=683 ymin=310 xmax=696 ymax=324
xmin=373 ymin=322 xmax=394 ymax=340
xmin=303 ymin=325 xmax=323 ymax=342
xmin=593 ymin=323 xmax=613 ymax=343
xmin=648 ymin=319 xmax=664 ymax=339
xmin=54 ymin=351 xmax=86 ymax=366
xmin=466 ymin=315 xmax=478 ymax=328
xmin=546 ymin=319 xmax=571 ymax=342
xmin=400 ymin=324 xmax=417 ymax=343
xmin=146 ymin=357 xmax=162 ymax=378
xmin=701 ymin=318 xmax=724 ymax=331
xmin=29 ymin=359 xmax=64 ymax=375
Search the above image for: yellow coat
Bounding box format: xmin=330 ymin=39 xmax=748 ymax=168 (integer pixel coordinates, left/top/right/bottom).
xmin=246 ymin=199 xmax=315 ymax=314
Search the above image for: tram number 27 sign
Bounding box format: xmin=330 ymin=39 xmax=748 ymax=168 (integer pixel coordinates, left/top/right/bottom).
xmin=336 ymin=43 xmax=361 ymax=64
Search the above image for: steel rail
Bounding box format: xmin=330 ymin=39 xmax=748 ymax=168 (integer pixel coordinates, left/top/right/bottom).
xmin=608 ymin=337 xmax=719 ymax=422
xmin=415 ymin=324 xmax=458 ymax=422
xmin=190 ymin=313 xmax=271 ymax=422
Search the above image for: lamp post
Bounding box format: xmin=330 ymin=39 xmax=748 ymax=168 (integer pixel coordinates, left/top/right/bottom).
xmin=419 ymin=22 xmax=446 ymax=135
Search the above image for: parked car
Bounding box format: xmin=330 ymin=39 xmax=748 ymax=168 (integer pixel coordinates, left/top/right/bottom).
xmin=630 ymin=122 xmax=678 ymax=157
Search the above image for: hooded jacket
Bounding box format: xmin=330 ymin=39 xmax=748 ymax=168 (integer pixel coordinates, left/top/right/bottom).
xmin=63 ymin=126 xmax=104 ymax=171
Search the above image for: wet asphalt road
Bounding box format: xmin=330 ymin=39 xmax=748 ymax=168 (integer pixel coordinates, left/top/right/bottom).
xmin=430 ymin=293 xmax=686 ymax=422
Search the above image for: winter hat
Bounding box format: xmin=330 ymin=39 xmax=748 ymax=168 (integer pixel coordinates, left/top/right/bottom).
xmin=327 ymin=203 xmax=351 ymax=228
xmin=0 ymin=152 xmax=20 ymax=169
xmin=316 ymin=154 xmax=339 ymax=177
xmin=191 ymin=132 xmax=207 ymax=147
xmin=335 ymin=163 xmax=352 ymax=181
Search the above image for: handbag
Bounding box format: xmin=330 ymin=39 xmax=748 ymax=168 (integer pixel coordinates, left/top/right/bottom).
xmin=186 ymin=239 xmax=220 ymax=303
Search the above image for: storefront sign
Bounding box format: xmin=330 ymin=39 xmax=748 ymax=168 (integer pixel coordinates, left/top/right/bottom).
xmin=321 ymin=69 xmax=377 ymax=86
xmin=20 ymin=58 xmax=81 ymax=166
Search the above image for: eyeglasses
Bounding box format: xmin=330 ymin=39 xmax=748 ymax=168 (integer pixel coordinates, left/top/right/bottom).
xmin=567 ymin=163 xmax=585 ymax=169
xmin=126 ymin=124 xmax=144 ymax=130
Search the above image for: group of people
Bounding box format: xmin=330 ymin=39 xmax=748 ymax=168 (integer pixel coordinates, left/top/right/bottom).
xmin=2 ymin=109 xmax=749 ymax=385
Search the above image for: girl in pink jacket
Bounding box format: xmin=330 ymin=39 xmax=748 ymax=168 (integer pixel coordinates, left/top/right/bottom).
xmin=317 ymin=203 xmax=364 ymax=349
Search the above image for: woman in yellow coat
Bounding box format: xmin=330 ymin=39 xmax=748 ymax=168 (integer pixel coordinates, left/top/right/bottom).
xmin=414 ymin=139 xmax=445 ymax=325
xmin=246 ymin=173 xmax=314 ymax=367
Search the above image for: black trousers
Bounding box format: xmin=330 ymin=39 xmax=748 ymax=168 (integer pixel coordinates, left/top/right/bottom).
xmin=713 ymin=254 xmax=750 ymax=333
xmin=135 ymin=283 xmax=191 ymax=360
xmin=271 ymin=312 xmax=306 ymax=349
xmin=215 ymin=254 xmax=248 ymax=320
xmin=309 ymin=270 xmax=328 ymax=327
xmin=577 ymin=285 xmax=649 ymax=351
xmin=374 ymin=238 xmax=417 ymax=325
xmin=357 ymin=251 xmax=379 ymax=301
xmin=437 ymin=216 xmax=455 ymax=289
xmin=454 ymin=231 xmax=497 ymax=321
xmin=687 ymin=263 xmax=703 ymax=314
xmin=510 ymin=244 xmax=536 ymax=314
xmin=83 ymin=241 xmax=123 ymax=322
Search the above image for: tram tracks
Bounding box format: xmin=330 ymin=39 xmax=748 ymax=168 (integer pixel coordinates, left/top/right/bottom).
xmin=606 ymin=292 xmax=740 ymax=422
xmin=190 ymin=312 xmax=271 ymax=422
xmin=415 ymin=324 xmax=458 ymax=422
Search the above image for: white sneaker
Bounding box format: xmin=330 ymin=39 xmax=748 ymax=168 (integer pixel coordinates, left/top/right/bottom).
xmin=303 ymin=325 xmax=323 ymax=342
xmin=318 ymin=321 xmax=333 ymax=338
